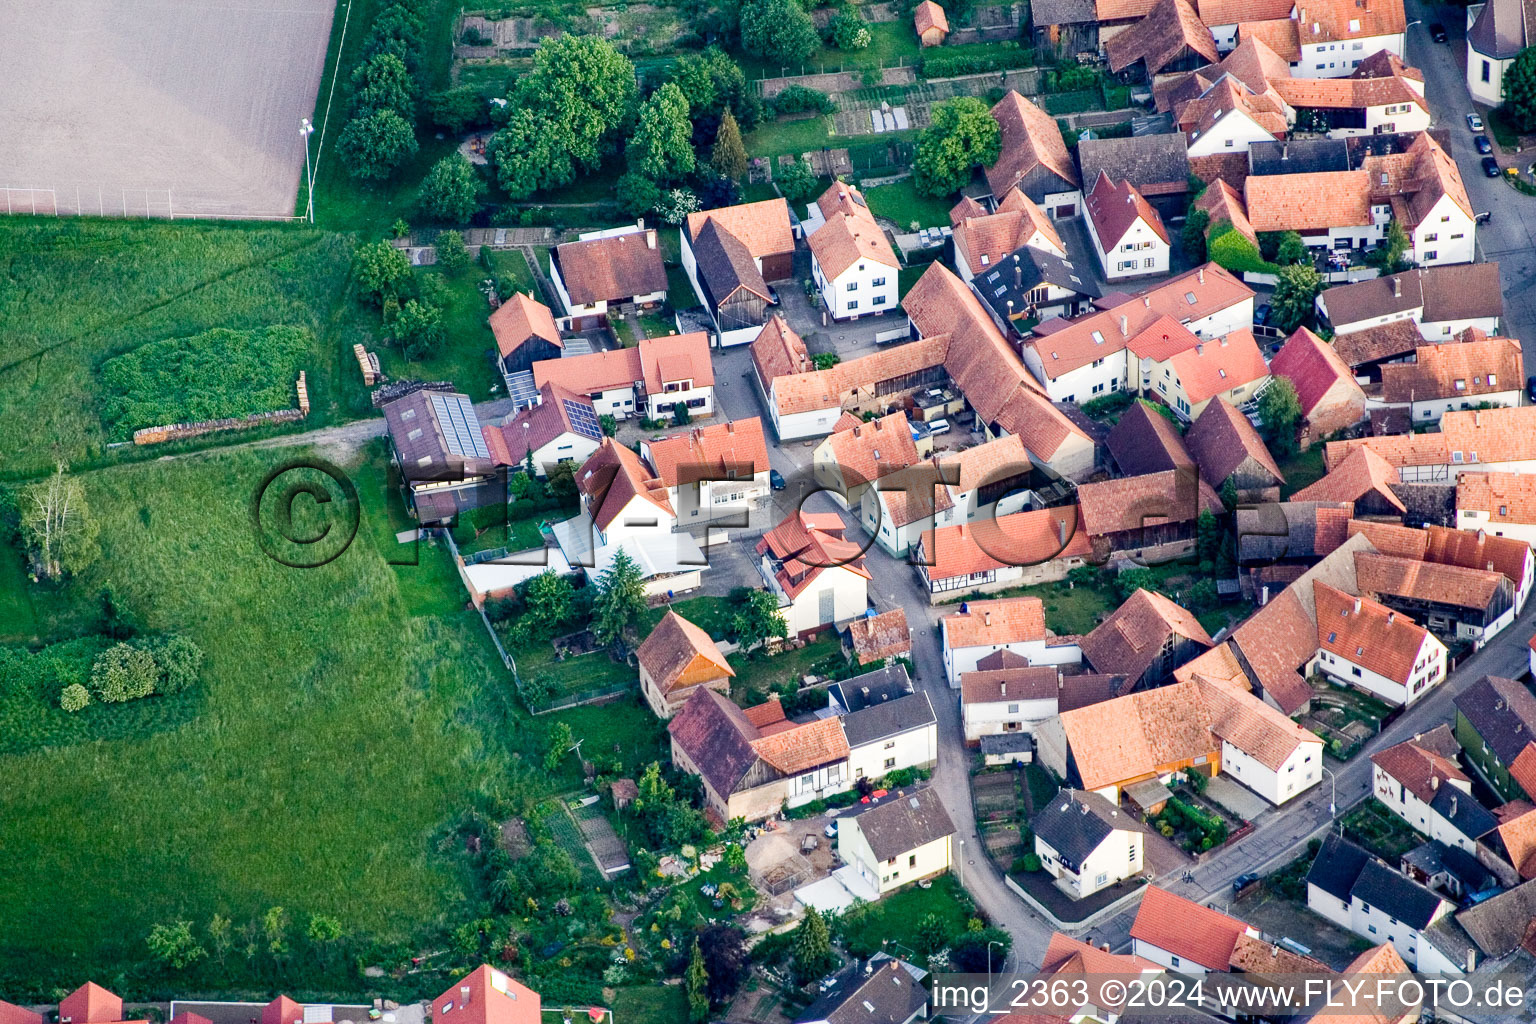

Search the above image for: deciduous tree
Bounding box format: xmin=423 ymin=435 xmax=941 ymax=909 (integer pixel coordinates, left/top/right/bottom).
xmin=1504 ymin=46 xmax=1536 ymax=130
xmin=350 ymin=52 xmax=416 ymax=119
xmin=90 ymin=642 xmax=157 ymax=703
xmin=338 ymin=108 xmax=419 ymax=181
xmin=1270 ymin=263 xmax=1322 ymax=332
xmin=393 ymin=299 xmax=445 ymax=361
xmin=913 ymin=97 xmax=1001 ymax=197
xmin=1258 ymin=377 xmax=1303 ymax=457
xmin=741 ymin=0 xmax=820 ymax=65
xmin=353 ymin=240 xmax=412 ymax=304
xmin=435 ymin=229 xmax=472 ymax=275
xmin=1181 ymin=208 xmax=1209 ymax=263
xmin=144 ymin=634 xmax=203 ymax=694
xmin=525 ymin=570 xmax=575 ymax=634
xmin=1274 ymin=230 xmax=1308 ymax=266
xmin=418 ymin=153 xmax=486 ymax=222
xmin=629 ymin=83 xmax=697 ymax=183
xmin=775 ymin=157 xmax=821 ymax=203
xmin=697 ymin=923 xmax=749 ymax=1004
xmin=949 ymin=927 xmax=1011 ymax=973
xmin=731 ymin=589 xmax=787 ymax=653
xmin=671 ymin=48 xmax=760 ymax=137
xmin=19 ymin=464 xmax=98 ymax=581
xmin=147 ymin=920 xmax=206 ymax=970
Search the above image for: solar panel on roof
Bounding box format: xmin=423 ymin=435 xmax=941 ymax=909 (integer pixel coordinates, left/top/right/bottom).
xmin=430 ymin=392 xmax=491 ymax=459
xmin=505 ymin=370 xmax=540 ymax=408
xmin=562 ymin=397 xmax=604 ymax=441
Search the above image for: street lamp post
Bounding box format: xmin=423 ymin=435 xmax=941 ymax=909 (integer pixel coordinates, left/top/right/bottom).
xmin=1321 ymin=766 xmax=1338 ymax=817
xmin=300 ymin=118 xmax=316 ymax=224
xmin=987 ymin=939 xmax=1004 ymax=975
xmin=956 ymin=839 xmax=965 ymax=886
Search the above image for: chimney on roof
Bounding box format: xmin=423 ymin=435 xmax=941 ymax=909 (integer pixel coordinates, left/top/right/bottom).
xmin=462 ymin=986 xmax=472 ymax=1004
xmin=1353 ymin=597 xmax=1362 ymax=614
xmin=646 ymin=229 xmax=657 ymax=249
xmin=1058 ymin=515 xmax=1068 ymax=545
xmin=1198 ymin=268 xmax=1205 ymax=284
xmin=1283 ymin=144 xmax=1289 ymax=160
xmin=1120 ymin=315 xmax=1129 ymax=336
xmin=1392 ymin=276 xmax=1401 ymax=297
xmin=1080 ymin=802 xmax=1090 ymax=815
xmin=1058 ymin=670 xmax=1064 ymax=689
xmin=1261 ymin=585 xmax=1269 ymax=605
xmin=1432 ymin=775 xmax=1440 ymax=790
xmin=1143 ymin=296 xmax=1150 ymax=307
xmin=1101 ymin=942 xmax=1111 ymax=953
xmin=1450 ymin=795 xmax=1458 ymax=817
xmin=984 ymin=610 xmax=992 ymax=626
xmin=1387 ymin=611 xmax=1395 ymax=624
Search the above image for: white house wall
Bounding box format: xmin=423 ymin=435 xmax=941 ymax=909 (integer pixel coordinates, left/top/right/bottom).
xmin=1219 ymin=738 xmax=1323 ymax=806
xmin=848 ymin=722 xmax=939 ymax=782
xmin=1296 ymin=34 xmax=1404 ymax=78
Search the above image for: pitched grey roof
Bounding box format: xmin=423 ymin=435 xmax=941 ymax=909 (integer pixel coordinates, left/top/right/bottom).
xmin=1469 ymin=0 xmax=1536 ymax=59
xmin=847 ymin=786 xmax=955 ymax=861
xmin=1454 ymin=675 xmax=1536 ymax=764
xmin=832 ymin=664 xmax=915 ymax=713
xmin=1078 ymin=134 xmax=1191 ymax=195
xmin=1429 ymin=785 xmax=1500 ymax=841
xmin=840 ymin=690 xmax=937 ymax=748
xmin=1306 ymin=833 xmax=1372 ymax=903
xmin=1351 ymin=859 xmax=1446 ymax=930
xmin=1033 ymin=0 xmax=1098 ymax=24
xmin=797 ymin=956 xmax=928 ymax=1024
xmin=1320 ymin=264 xmax=1504 ymax=330
xmin=691 ymin=217 xmax=771 ymax=310
xmin=974 ymin=246 xmax=1101 ymax=323
xmin=980 ymin=732 xmax=1035 ymax=755
xmin=1455 ymin=877 xmax=1536 ymax=956
xmin=1247 ymin=139 xmax=1351 ymax=177
xmin=1106 ymin=400 xmax=1194 ymax=476
xmin=1032 ymin=788 xmax=1148 ymax=866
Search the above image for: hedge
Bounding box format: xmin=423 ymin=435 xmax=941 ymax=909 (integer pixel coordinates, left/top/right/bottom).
xmin=770 ymin=85 xmax=836 ymax=116
xmin=920 ymin=46 xmax=1032 ymax=78
xmin=1206 ymin=219 xmax=1280 ymax=276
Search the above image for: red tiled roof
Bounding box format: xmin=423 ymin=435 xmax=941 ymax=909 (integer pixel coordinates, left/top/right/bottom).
xmin=1076 ymin=468 xmax=1222 ymax=537
xmin=489 ymin=292 xmax=562 ymax=359
xmin=1169 ymin=333 xmax=1270 ymax=408
xmin=0 ymin=1004 xmax=42 ymax=1024
xmin=533 ymin=345 xmax=644 ymax=397
xmin=1086 ymin=171 xmax=1170 ymax=248
xmin=1347 ymin=518 xmax=1428 ymax=560
xmin=685 ymin=199 xmax=795 ymax=259
xmin=482 ymin=382 xmax=596 ymax=466
xmin=822 ymin=411 xmax=922 ymax=490
xmin=637 ymin=609 xmax=734 ymax=695
xmin=1130 ymin=885 xmax=1252 ymax=970
xmin=1194 ymin=178 xmax=1257 ymax=249
xmin=1497 ymin=808 xmax=1536 ymax=879
xmin=262 ymin=997 xmax=304 ymax=1024
xmin=1372 ymin=729 xmax=1469 ymax=805
xmin=1106 ymin=0 xmax=1219 ymax=75
xmin=919 ymin=506 xmax=1091 ymax=582
xmin=756 ymin=510 xmax=871 ymax=600
xmin=1269 ymin=326 xmax=1364 ymax=418
xmin=1354 ymin=550 xmax=1505 ymax=613
xmin=639 ymin=332 xmax=714 ymax=393
xmin=752 ymin=315 xmax=813 ymax=382
xmin=1294 ymin=447 xmax=1406 ymax=513
xmin=1424 ymin=524 xmax=1531 ymax=589
xmin=60 ymin=984 xmax=121 ymax=1024
xmin=646 ymin=418 xmax=770 ymax=488
xmin=1246 ymin=170 xmax=1372 ymax=232
xmin=1457 ymin=471 xmax=1536 ymax=526
xmin=1080 ymin=587 xmax=1213 ymax=684
xmin=809 ymin=183 xmax=900 ymax=279
xmin=1510 ymin=745 xmax=1536 ymax=801
xmin=1328 ymin=406 xmax=1536 ymax=470
xmin=554 ymin=229 xmax=667 ymax=305
xmin=1269 ymin=74 xmax=1426 ymax=114
xmin=1295 ymin=0 xmax=1407 ymax=44
xmin=576 ymin=437 xmax=674 ymax=531
xmin=984 ymin=91 xmax=1081 ymax=199
xmin=915 ymin=0 xmax=950 ymax=34
xmin=1238 ymin=18 xmax=1301 ymax=60
xmin=1197 ymin=675 xmax=1322 ymax=771
xmin=1381 ymin=336 xmax=1523 ymax=404
xmin=943 ymin=597 xmax=1047 ymax=649
xmin=1057 ymin=678 xmax=1218 ymax=790
xmin=432 ymin=966 xmax=540 ymax=1024
xmin=846 ymin=608 xmax=913 ymax=663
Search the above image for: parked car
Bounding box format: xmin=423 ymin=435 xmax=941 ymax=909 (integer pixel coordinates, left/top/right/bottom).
xmin=1468 ymin=112 xmax=1486 ymax=132
xmin=1254 ymin=303 xmax=1272 ymax=327
xmin=1233 ymin=872 xmax=1261 ymax=895
xmin=823 ymin=820 xmax=839 ymax=839
xmin=928 ymin=418 xmax=952 ymax=436
xmin=769 ymin=468 xmax=786 ymax=490
xmin=1476 ymin=135 xmax=1493 ymax=154
xmin=1527 ymin=376 xmax=1536 ymax=403
xmin=1483 ymin=156 xmax=1501 ymax=177
xmin=1430 ymin=22 xmax=1448 ymax=42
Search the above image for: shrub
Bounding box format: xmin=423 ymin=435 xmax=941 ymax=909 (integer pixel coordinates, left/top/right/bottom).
xmin=920 ymin=45 xmax=1030 ymax=79
xmin=90 ymin=643 xmax=159 ymax=703
xmin=1207 ymin=220 xmax=1279 ymax=275
xmin=144 ymin=634 xmax=203 ymax=694
xmin=1021 ymin=852 xmax=1041 ymax=873
xmin=59 ymin=683 xmax=90 ymax=713
xmin=771 ymin=86 xmax=836 ymax=116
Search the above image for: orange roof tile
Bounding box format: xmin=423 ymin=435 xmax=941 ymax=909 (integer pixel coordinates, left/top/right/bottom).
xmin=919 ymin=506 xmax=1091 ymax=582
xmin=1498 ymin=808 xmax=1536 ymax=878
xmin=553 ymin=229 xmax=667 ymax=305
xmin=756 ymin=509 xmax=871 ymax=600
xmin=1245 ymin=170 xmax=1372 ymax=232
xmin=984 ymin=91 xmax=1081 ymax=199
xmin=639 ymin=332 xmax=714 ymax=392
xmin=1131 ymin=885 xmax=1252 ymax=970
xmin=1294 ymin=447 xmax=1406 ymax=512
xmin=1381 ymin=336 xmax=1523 ymax=404
xmin=823 ymin=411 xmax=922 ymax=490
xmin=914 ymin=0 xmax=950 ymax=33
xmin=751 ymin=315 xmax=813 ymax=382
xmin=59 ymin=986 xmax=120 ymax=1024
xmin=432 ymin=967 xmax=541 ymax=1024
xmin=1269 ymin=326 xmax=1364 ymax=418
xmin=646 ymin=418 xmax=770 ymax=488
xmin=943 ymin=597 xmax=1047 ymax=649
xmin=576 ymin=437 xmax=674 ymax=531
xmin=961 ymin=664 xmax=1064 ymax=703
xmin=1510 ymin=745 xmax=1536 ymax=801
xmin=1076 ymin=468 xmax=1222 ymax=537
xmin=1371 ymin=728 xmax=1469 ymax=805
xmin=1295 ymin=0 xmax=1407 ymax=44
xmin=1354 ymin=550 xmax=1506 ymax=612
xmin=1197 ymin=0 xmax=1294 ymax=23
xmin=489 ymin=292 xmax=562 ymax=359
xmin=953 ymin=201 xmax=1067 ymax=272
xmin=1424 ymin=524 xmax=1531 ymax=589
xmin=1269 ymin=74 xmax=1426 ymax=114
xmin=846 ymin=608 xmax=912 ymax=663
xmin=752 ymin=715 xmax=850 ymax=775
xmin=1316 ymin=580 xmax=1434 ymax=686
xmin=1238 ymin=18 xmax=1301 ymax=60
xmin=809 ymin=183 xmax=901 ymax=279
xmin=1081 ymin=588 xmax=1213 ymax=684
xmin=1197 ymin=675 xmax=1322 ymax=770
xmin=1457 ymin=471 xmax=1536 ymax=526
xmin=685 ymin=199 xmax=795 ymax=260
xmin=771 ymin=335 xmax=951 ymax=417
xmin=1170 ymin=334 xmax=1271 ymax=406
xmin=0 ymin=1004 xmax=42 ymax=1024
xmin=1057 ymin=678 xmax=1217 ymax=790
xmin=533 ymin=345 xmax=644 ymax=396
xmin=1106 ymin=0 xmax=1219 ymax=75
xmin=1086 ymin=171 xmax=1170 ymax=247
xmin=1347 ymin=518 xmax=1427 ymax=559
xmin=1194 ymin=178 xmax=1257 ymax=249
xmin=637 ymin=610 xmax=735 ymax=694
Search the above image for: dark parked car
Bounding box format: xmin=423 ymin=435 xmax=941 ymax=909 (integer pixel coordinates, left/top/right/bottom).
xmin=1430 ymin=22 xmax=1448 ymax=42
xmin=1483 ymin=156 xmax=1502 ymax=177
xmin=1254 ymin=303 xmax=1271 ymax=327
xmin=1476 ymin=135 xmax=1493 ymax=154
xmin=1233 ymin=872 xmax=1262 ymax=895
xmin=769 ymin=469 xmax=786 ymax=490
xmin=1527 ymin=376 xmax=1536 ymax=403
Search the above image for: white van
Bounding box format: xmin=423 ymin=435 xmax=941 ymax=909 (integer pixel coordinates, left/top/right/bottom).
xmin=928 ymin=418 xmax=951 ymax=436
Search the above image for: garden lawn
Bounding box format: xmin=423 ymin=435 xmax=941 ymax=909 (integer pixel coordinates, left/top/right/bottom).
xmin=1278 ymin=446 xmax=1326 ymax=498
xmin=735 ymin=21 xmax=922 ymax=79
xmin=0 ymin=444 xmax=526 ymax=992
xmin=1342 ymin=800 xmax=1423 ymax=863
xmin=611 ymin=985 xmax=689 ymax=1024
xmin=863 ymin=179 xmax=953 ymax=230
xmin=482 ymin=248 xmax=537 ymax=296
xmin=649 ymin=595 xmax=735 ymax=640
xmin=0 ymin=220 xmax=367 ymax=479
xmin=728 ymin=637 xmax=843 ymax=701
xmin=839 ymin=874 xmax=972 ymax=957
xmin=373 ymin=267 xmax=500 ymax=400
xmin=509 ymin=639 xmax=638 ymax=702
xmin=542 ymin=696 xmax=670 ymax=790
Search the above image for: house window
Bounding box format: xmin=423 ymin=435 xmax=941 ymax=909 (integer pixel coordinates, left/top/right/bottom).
xmin=909 ymin=854 xmax=917 ymax=867
xmin=872 ymin=277 xmax=886 ymax=287
xmin=1454 ymin=379 xmax=1466 ymax=391
xmin=873 ymin=295 xmax=887 ymax=306
xmin=1225 ymin=139 xmax=1234 ymax=148
xmin=1425 ymin=251 xmax=1437 ymax=261
xmin=848 ymin=300 xmax=859 ymax=310
xmin=1144 ymin=258 xmax=1155 ymax=268
xmin=1483 ymin=61 xmax=1492 ymax=82
xmin=1424 ymin=233 xmax=1437 ymax=242
xmin=802 ymin=773 xmax=815 ymax=785
xmin=884 ymin=757 xmax=896 ymax=768
xmin=979 ymin=254 xmax=989 ymax=266
xmin=1007 ymin=703 xmax=1019 ymax=713
xmin=847 ymin=282 xmax=858 ymax=291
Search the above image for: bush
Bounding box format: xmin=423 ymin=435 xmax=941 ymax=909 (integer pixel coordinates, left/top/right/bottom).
xmin=920 ymin=45 xmax=1030 ymax=79
xmin=1021 ymin=852 xmax=1041 ymax=873
xmin=90 ymin=643 xmax=159 ymax=703
xmin=1207 ymin=220 xmax=1279 ymax=275
xmin=98 ymin=326 xmax=314 ymax=439
xmin=771 ymin=86 xmax=836 ymax=116
xmin=59 ymin=683 xmax=90 ymax=713
xmin=435 ymin=229 xmax=472 ymax=275
xmin=828 ymin=10 xmax=871 ymax=50
xmin=144 ymin=634 xmax=203 ymax=695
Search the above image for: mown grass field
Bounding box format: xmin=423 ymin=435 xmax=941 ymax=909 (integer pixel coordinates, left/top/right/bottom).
xmin=0 ymin=220 xmax=370 ymax=480
xmin=0 ymin=443 xmax=529 ymax=991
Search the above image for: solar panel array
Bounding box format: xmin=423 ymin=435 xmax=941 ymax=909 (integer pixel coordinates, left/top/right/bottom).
xmin=504 ymin=370 xmax=540 ymax=408
xmin=430 ymin=392 xmax=491 ymax=459
xmin=563 ymin=397 xmax=604 ymax=441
